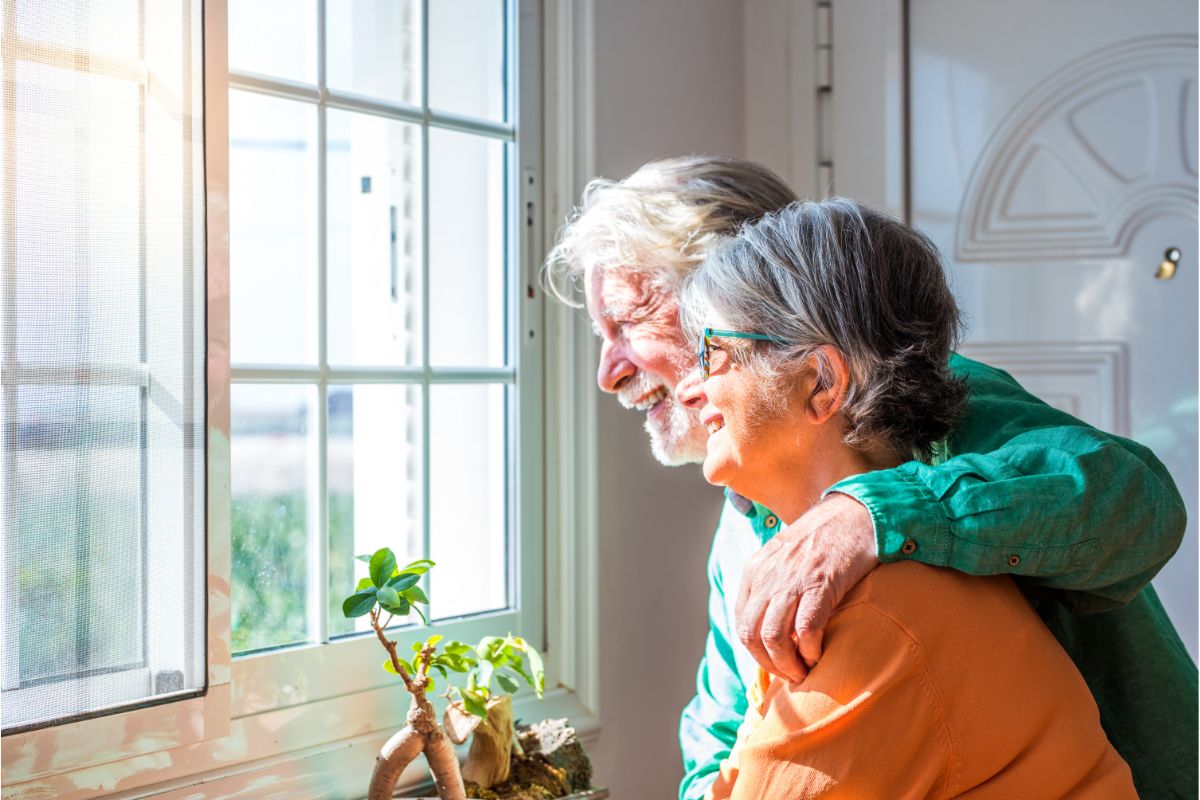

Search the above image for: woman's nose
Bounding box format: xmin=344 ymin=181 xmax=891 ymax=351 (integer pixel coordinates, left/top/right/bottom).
xmin=675 ymin=366 xmax=707 ymax=409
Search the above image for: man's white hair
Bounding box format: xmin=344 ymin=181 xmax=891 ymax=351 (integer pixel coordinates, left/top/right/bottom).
xmin=542 ymin=155 xmax=799 ymax=306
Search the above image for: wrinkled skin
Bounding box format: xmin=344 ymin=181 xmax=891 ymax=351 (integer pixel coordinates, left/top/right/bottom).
xmin=586 ymin=265 xmax=880 ymax=681
xmin=733 ymin=494 xmax=877 ymax=682
xmin=587 ymin=267 xmax=708 ymax=466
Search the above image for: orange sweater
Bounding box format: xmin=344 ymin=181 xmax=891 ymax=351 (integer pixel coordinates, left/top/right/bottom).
xmin=707 ymin=562 xmax=1135 ymax=799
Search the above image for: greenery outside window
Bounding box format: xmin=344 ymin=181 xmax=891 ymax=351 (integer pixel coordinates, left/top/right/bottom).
xmin=225 ymin=0 xmax=541 ymax=668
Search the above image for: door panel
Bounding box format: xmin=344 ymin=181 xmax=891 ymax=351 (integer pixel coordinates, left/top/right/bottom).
xmin=911 ymin=1 xmax=1198 ymax=655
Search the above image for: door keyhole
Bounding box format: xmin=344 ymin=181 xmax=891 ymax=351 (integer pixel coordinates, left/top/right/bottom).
xmin=1155 ymin=247 xmax=1182 ymax=280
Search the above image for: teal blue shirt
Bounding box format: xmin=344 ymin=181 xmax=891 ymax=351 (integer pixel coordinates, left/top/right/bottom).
xmin=678 ymin=354 xmax=1196 ymax=800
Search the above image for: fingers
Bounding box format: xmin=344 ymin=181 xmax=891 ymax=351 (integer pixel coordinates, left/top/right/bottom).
xmin=734 ymin=587 xmax=775 ymax=677
xmin=794 ymin=589 xmax=834 ymax=668
xmin=759 ymin=593 xmax=808 ymax=684
xmin=733 ymin=550 xmax=761 ymax=627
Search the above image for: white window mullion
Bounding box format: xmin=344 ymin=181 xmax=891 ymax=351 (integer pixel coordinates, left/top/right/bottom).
xmin=419 ymin=0 xmax=433 ymax=619
xmin=314 ymin=0 xmax=331 ymax=647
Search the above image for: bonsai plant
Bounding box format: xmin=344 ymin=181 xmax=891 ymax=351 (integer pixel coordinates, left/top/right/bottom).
xmin=342 ymin=548 xmax=550 ymax=800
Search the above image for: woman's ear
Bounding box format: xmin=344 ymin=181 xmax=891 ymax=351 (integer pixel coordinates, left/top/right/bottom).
xmin=804 ymin=345 xmax=851 ymax=423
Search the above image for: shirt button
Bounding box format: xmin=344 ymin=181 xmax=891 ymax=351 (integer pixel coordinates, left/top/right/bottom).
xmin=1007 ymin=554 xmax=1021 ymax=568
xmin=900 ymin=539 xmax=918 ymax=555
xmin=763 ymin=515 xmax=779 ymax=529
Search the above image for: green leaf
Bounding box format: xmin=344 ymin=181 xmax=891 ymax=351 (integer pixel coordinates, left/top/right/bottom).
xmin=432 ymin=664 xmax=447 ymax=679
xmin=409 ymin=604 xmax=428 ymax=626
xmin=370 ymin=548 xmax=397 ymax=588
xmin=412 ymin=641 xmax=424 ymax=653
xmin=381 ymin=597 xmax=411 ymax=617
xmin=424 ymin=675 xmax=435 ymax=693
xmin=461 ymin=690 xmax=489 ymax=720
xmin=400 ymin=558 xmax=436 ymax=575
xmin=383 ymin=658 xmax=407 ymax=676
xmin=342 ymin=588 xmax=377 ymax=618
xmin=495 ymin=672 xmax=520 ymax=694
xmin=377 ymin=585 xmax=400 ymax=608
xmin=444 ymin=641 xmax=472 ymax=657
xmin=525 ymin=644 xmax=545 ymax=697
xmin=354 ymin=553 xmax=374 ymax=563
xmin=425 ymin=634 xmax=444 ymax=648
xmin=436 ymin=654 xmax=473 ymax=673
xmin=477 ymin=660 xmax=495 ymax=692
xmin=402 ymin=584 xmax=429 ymax=605
xmin=475 ymin=636 xmax=503 ymax=661
xmin=387 ymin=572 xmax=421 ymax=593
xmin=355 ymin=577 xmax=374 ymax=592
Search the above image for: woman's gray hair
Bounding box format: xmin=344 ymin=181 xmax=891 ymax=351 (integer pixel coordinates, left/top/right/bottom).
xmin=542 ymin=155 xmax=798 ymax=306
xmin=680 ymin=198 xmax=967 ymax=461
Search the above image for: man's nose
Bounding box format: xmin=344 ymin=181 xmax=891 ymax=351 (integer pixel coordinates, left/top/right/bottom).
xmin=675 ymin=367 xmax=706 ymax=409
xmin=597 ymin=338 xmax=636 ymax=393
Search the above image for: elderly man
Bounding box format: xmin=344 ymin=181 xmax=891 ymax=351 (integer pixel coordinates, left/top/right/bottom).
xmin=545 ymin=156 xmax=1195 ymax=800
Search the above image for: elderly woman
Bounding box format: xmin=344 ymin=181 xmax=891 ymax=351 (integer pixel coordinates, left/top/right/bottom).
xmin=674 ymin=199 xmax=1135 ymax=799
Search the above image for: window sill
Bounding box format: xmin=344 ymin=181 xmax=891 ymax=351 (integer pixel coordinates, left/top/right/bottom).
xmin=1 ymin=684 xmax=598 ymax=799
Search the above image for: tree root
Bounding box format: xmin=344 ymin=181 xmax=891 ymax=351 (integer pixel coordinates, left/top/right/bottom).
xmin=368 ymin=725 xmax=426 ymax=800
xmin=368 ymin=687 xmax=468 ymax=800
xmin=426 ymin=730 xmax=468 ymax=799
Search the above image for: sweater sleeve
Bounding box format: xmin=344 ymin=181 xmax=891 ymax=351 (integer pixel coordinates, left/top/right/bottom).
xmin=829 ymin=353 xmax=1185 ymax=612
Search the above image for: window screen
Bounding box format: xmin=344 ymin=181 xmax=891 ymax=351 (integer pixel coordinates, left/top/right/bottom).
xmin=1 ymin=0 xmax=206 ymax=733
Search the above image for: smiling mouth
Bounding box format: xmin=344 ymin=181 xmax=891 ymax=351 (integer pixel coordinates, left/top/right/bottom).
xmin=630 ymin=386 xmax=669 ymax=412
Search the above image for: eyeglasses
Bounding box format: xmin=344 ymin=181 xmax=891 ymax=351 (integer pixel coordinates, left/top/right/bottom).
xmin=698 ymin=327 xmax=778 ymax=380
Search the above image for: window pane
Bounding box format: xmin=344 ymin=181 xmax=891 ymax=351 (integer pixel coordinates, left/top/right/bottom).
xmin=327 ymin=111 xmax=423 ymax=367
xmin=231 ymin=384 xmax=316 ymax=653
xmin=12 ymin=62 xmax=141 ymax=365
xmin=10 ymin=387 xmax=144 ymax=686
xmin=326 ymin=0 xmax=421 ymax=107
xmin=428 ymin=0 xmax=506 ymax=123
xmin=2 ymin=0 xmax=205 ymax=733
xmin=230 ymin=90 xmax=319 ymax=365
xmin=228 ymin=0 xmax=318 ymax=84
xmin=328 ymin=385 xmax=423 ymax=638
xmin=429 ymin=385 xmax=507 ymax=620
xmin=429 ymin=131 xmax=507 ymax=367
xmin=15 ymin=0 xmax=138 ymax=64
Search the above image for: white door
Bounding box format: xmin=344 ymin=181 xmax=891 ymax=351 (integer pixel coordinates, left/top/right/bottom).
xmin=909 ymin=1 xmax=1198 ymax=655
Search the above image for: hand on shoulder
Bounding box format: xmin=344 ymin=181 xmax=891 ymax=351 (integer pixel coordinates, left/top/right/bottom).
xmin=734 ymin=493 xmax=878 ymax=682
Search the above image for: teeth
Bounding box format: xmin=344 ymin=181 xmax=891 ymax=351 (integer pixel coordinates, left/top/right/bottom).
xmin=706 ymin=420 xmax=724 ymax=434
xmin=632 ymin=387 xmax=668 ymax=411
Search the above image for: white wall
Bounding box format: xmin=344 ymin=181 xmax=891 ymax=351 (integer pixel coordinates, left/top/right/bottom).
xmin=584 ymin=1 xmax=745 ymax=797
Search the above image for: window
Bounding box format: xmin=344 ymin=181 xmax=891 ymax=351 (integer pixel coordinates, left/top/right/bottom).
xmin=225 ymin=0 xmax=538 ymax=664
xmin=0 ymin=0 xmax=206 ymax=733
xmin=1 ymin=1 xmax=586 ymax=794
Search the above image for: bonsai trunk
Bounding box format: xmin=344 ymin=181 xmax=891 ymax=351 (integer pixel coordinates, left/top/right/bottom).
xmin=367 ymin=611 xmax=466 ymax=800
xmin=368 ymin=691 xmax=466 ymax=800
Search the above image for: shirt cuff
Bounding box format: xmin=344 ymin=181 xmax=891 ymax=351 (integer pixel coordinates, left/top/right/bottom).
xmin=825 ymin=465 xmax=955 ymax=566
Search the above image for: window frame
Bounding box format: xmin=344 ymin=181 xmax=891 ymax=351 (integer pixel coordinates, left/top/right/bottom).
xmin=0 ymin=0 xmax=208 ymax=735
xmin=222 ymin=0 xmax=541 ymax=692
xmin=0 ymin=1 xmax=605 ymax=797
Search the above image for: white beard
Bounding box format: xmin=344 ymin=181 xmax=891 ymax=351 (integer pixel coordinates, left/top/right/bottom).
xmin=645 ymin=397 xmax=709 ymax=466
xmin=617 ymin=369 xmax=708 ymax=467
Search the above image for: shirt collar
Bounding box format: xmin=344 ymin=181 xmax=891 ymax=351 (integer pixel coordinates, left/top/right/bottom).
xmin=724 ymin=488 xmax=757 ymax=517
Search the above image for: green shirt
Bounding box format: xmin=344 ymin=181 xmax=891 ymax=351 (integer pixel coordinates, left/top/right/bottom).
xmin=679 ymin=353 xmax=1196 ymax=800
